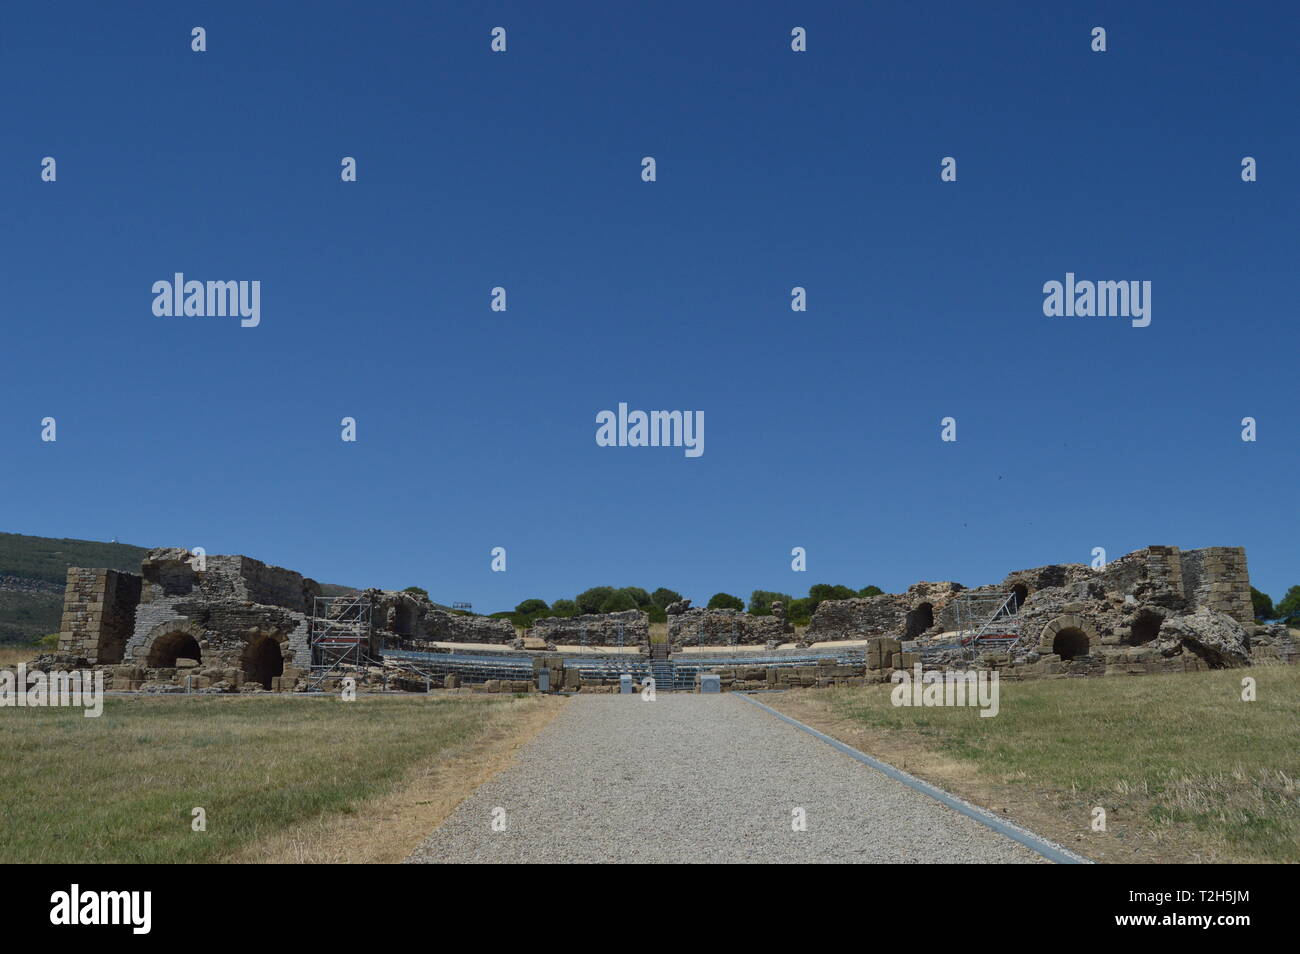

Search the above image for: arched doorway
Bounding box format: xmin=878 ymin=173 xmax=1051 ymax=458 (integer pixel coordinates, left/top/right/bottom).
xmin=904 ymin=602 xmax=934 ymax=639
xmin=242 ymin=635 xmax=284 ymax=690
xmin=1052 ymin=626 xmax=1090 ymax=660
xmin=1039 ymin=614 xmax=1097 ymax=661
xmin=393 ymin=603 xmax=416 ymax=636
xmin=1011 ymin=584 xmax=1029 ymax=611
xmin=147 ymin=631 xmax=202 ymax=668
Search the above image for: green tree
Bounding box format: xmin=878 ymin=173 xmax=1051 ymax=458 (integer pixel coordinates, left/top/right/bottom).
xmin=651 ymin=587 xmax=683 ymax=609
xmin=808 ymin=583 xmax=856 ymax=602
xmin=1251 ymin=587 xmax=1275 ymax=621
xmin=599 ymin=590 xmax=639 ymax=613
xmin=575 ymin=586 xmax=615 ymax=615
xmin=707 ymin=592 xmax=745 ymax=611
xmin=550 ymin=599 xmax=578 ymax=617
xmin=619 ymin=587 xmax=654 ymax=609
xmin=1276 ymin=585 xmax=1300 ymax=625
xmin=787 ymin=597 xmax=815 ymax=625
xmin=748 ymin=590 xmax=793 ymax=615
xmin=858 ymin=585 xmax=883 ymax=598
xmin=514 ymin=598 xmax=549 ymax=616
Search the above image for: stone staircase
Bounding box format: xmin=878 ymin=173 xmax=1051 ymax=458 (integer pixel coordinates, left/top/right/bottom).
xmin=648 ymin=640 xmax=675 ymax=691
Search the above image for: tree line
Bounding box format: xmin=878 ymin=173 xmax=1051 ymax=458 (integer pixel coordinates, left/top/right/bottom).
xmin=1251 ymin=586 xmax=1300 ymax=625
xmin=475 ymin=583 xmax=886 ymax=629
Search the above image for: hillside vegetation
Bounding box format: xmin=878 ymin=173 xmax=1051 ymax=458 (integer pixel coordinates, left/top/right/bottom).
xmin=0 ymin=533 xmax=151 ymax=644
xmin=0 ymin=532 xmax=150 ymax=584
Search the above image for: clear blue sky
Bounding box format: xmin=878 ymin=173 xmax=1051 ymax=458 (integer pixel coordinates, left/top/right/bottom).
xmin=2 ymin=1 xmax=1296 ymax=611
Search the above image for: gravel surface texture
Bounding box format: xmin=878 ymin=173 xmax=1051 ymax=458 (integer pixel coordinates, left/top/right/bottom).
xmin=407 ymin=693 xmax=1048 ymax=863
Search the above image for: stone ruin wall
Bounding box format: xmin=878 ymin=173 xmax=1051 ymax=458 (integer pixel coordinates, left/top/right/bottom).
xmin=797 ymin=545 xmax=1274 ymax=676
xmin=808 ymin=546 xmax=1253 ymax=645
xmin=51 ymin=549 xmax=319 ymax=691
xmin=41 ymin=542 xmax=1283 ymax=694
xmin=529 ymin=610 xmax=649 ymax=647
xmin=370 ymin=589 xmax=517 ymax=646
xmin=807 ymin=582 xmax=965 ymax=643
xmin=1178 ymin=547 xmax=1252 ymax=624
xmin=666 ymin=607 xmax=789 ymax=646
xmin=122 ymin=549 xmax=316 ymax=689
xmin=57 ymin=568 xmax=142 ymax=663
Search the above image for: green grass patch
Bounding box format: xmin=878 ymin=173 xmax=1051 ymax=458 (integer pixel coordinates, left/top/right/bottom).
xmin=0 ymin=694 xmax=521 ymax=863
xmin=822 ymin=667 xmax=1300 ymax=862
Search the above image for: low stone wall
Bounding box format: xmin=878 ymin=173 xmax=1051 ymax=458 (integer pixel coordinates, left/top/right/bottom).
xmin=529 ymin=610 xmax=649 ymax=647
xmin=667 ymin=608 xmax=787 ymax=646
xmin=425 ymin=610 xmax=516 ymax=644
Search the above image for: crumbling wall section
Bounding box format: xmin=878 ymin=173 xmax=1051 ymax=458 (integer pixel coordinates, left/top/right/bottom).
xmin=121 ymin=548 xmax=315 ymax=682
xmin=530 ymin=610 xmax=649 ymax=647
xmin=809 ymin=582 xmax=964 ymax=642
xmin=667 ymin=608 xmax=787 ymax=646
xmin=367 ymin=589 xmax=517 ymax=644
xmin=424 ymin=610 xmax=516 ymax=644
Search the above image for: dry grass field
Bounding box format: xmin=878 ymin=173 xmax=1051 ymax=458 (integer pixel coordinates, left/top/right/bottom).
xmin=769 ymin=665 xmax=1300 ymax=863
xmin=0 ymin=692 xmax=562 ymax=863
xmin=0 ymin=646 xmax=37 ymax=668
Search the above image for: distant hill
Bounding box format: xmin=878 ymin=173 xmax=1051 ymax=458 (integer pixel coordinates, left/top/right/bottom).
xmin=0 ymin=532 xmax=150 ymax=585
xmin=0 ymin=532 xmax=356 ymax=644
xmin=0 ymin=533 xmax=152 ymax=644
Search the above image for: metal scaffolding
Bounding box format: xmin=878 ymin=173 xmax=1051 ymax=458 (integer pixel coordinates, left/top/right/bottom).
xmin=952 ymin=591 xmax=1021 ymax=659
xmin=308 ymin=595 xmax=374 ymax=686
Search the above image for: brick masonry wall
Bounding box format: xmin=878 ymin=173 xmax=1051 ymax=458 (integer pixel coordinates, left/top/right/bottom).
xmin=124 ymin=597 xmax=312 ymax=671
xmin=1181 ymin=546 xmax=1252 ymax=625
xmin=57 ymin=568 xmax=143 ymax=663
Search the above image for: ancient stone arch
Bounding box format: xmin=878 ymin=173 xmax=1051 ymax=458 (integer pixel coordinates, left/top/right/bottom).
xmin=904 ymin=602 xmax=934 ymax=639
xmin=392 ymin=601 xmax=417 ymax=637
xmin=141 ymin=619 xmax=206 ymax=668
xmin=1038 ymin=614 xmax=1097 ymax=660
xmin=1011 ymin=583 xmax=1029 ymax=611
xmin=241 ymin=629 xmax=287 ymax=689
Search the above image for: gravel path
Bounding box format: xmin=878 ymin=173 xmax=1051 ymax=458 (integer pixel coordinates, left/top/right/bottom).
xmin=407 ymin=694 xmax=1047 ymax=864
